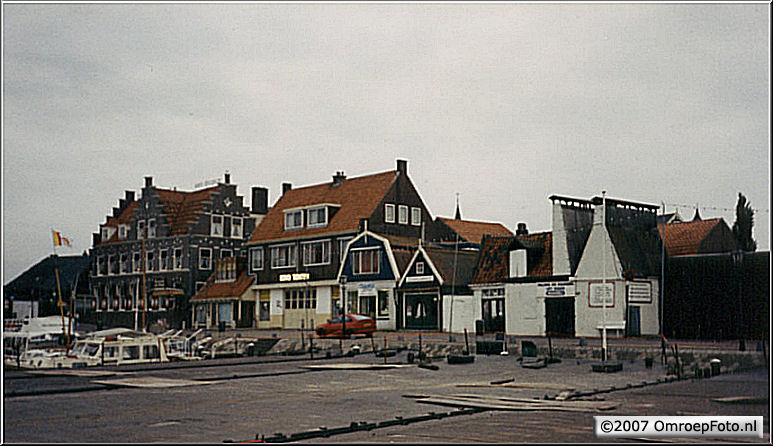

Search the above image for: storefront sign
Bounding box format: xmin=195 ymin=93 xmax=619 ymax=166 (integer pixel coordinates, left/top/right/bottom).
xmin=537 ymin=281 xmax=575 ymax=298
xmin=279 ymin=272 xmax=310 ymax=282
xmin=405 ymin=275 xmax=433 ymax=283
xmin=358 ymin=283 xmax=376 ymax=296
xmin=628 ymin=282 xmax=652 ymax=303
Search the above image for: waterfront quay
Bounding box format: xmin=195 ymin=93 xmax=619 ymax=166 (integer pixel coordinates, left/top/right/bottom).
xmin=2 ymin=331 xmax=769 ymax=443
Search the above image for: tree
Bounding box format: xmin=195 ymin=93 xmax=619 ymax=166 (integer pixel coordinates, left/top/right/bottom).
xmin=732 ymin=192 xmax=757 ymax=252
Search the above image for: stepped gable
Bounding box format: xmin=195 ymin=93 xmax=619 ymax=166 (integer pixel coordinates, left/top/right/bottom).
xmin=155 ymin=185 xmax=219 ymax=236
xmin=437 ymin=217 xmax=513 ymax=244
xmin=249 ymin=170 xmax=398 ymax=243
xmin=100 ymin=201 xmax=139 ymax=244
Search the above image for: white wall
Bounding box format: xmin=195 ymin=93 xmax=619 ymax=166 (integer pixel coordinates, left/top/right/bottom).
xmin=442 ymin=295 xmax=474 ymax=333
xmin=552 ymin=201 xmax=571 ymax=276
xmin=574 ymin=279 xmax=626 ymax=337
xmin=505 ymin=283 xmax=545 ymax=336
xmin=270 ymin=288 xmax=284 ymax=315
xmin=316 ymin=286 xmax=331 ymax=315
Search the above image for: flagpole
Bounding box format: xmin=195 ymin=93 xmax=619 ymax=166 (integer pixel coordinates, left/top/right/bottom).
xmin=51 ymin=229 xmax=68 ymax=350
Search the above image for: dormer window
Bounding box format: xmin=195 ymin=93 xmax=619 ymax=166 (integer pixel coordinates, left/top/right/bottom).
xmin=285 ymin=210 xmax=303 ymax=230
xmin=118 ymin=225 xmax=128 ymax=239
xmin=101 ymin=227 xmax=111 ymax=242
xmin=307 ymin=207 xmax=328 ymax=228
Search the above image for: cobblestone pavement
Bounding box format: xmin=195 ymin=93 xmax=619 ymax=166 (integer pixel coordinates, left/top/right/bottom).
xmin=3 ymin=351 xmax=768 ymax=443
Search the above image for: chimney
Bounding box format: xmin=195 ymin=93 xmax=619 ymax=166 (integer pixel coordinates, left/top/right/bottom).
xmin=144 ymin=176 xmax=153 ymax=188
xmin=224 ymin=171 xmax=231 ymax=184
xmin=509 ymin=249 xmax=527 ymax=278
xmin=282 ymin=182 xmax=292 ymax=195
xmin=332 ymin=171 xmax=346 ymax=186
xmin=516 ymin=222 xmax=529 ymax=236
xmin=397 ymin=159 xmax=407 ymax=175
xmin=252 ymin=186 xmax=268 ymax=215
xmin=125 ymin=191 xmax=135 ymax=202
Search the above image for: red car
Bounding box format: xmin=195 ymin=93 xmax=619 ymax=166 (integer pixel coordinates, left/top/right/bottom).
xmin=315 ymin=313 xmax=376 ymax=338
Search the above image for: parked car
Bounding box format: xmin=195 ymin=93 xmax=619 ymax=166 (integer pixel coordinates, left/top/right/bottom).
xmin=315 ymin=313 xmax=376 ymax=338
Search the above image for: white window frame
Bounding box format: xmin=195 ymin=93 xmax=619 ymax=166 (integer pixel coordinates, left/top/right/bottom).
xmin=416 ymin=262 xmax=424 ymax=274
xmin=284 ymin=210 xmax=303 ymax=230
xmin=411 ymin=207 xmax=421 ymax=226
xmin=398 ymin=205 xmax=408 ymax=225
xmin=250 ymin=247 xmax=264 ymax=271
xmin=173 ymin=248 xmax=183 ymax=270
xmin=133 ymin=252 xmax=141 ymax=272
xmin=231 ymin=217 xmax=243 ymax=238
xmin=352 ymin=248 xmax=380 ymax=275
xmin=137 ymin=220 xmax=145 ymax=239
xmin=302 ymin=240 xmax=331 ymax=266
xmin=211 ymin=215 xmax=223 ymax=237
xmin=101 ymin=227 xmax=110 ymax=242
xmin=146 ymin=250 xmax=155 ymax=272
xmin=107 ymin=254 xmax=116 ymax=275
xmin=384 ymin=203 xmax=395 ymax=223
xmin=118 ymin=224 xmax=128 ymax=239
xmin=160 ymin=249 xmax=169 ymax=270
xmin=270 ymin=243 xmax=297 ymax=269
xmin=148 ymin=218 xmax=156 ymax=238
xmin=120 ymin=252 xmax=130 ymax=274
xmin=338 ymin=237 xmax=354 ymax=259
xmin=307 ymin=206 xmax=328 ymax=228
xmin=199 ymin=247 xmax=212 ymax=270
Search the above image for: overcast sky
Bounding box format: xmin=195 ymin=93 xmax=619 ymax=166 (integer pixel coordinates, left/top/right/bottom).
xmin=2 ymin=2 xmax=770 ymax=284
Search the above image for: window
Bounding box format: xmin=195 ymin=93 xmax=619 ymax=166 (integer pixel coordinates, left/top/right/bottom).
xmin=216 ymin=258 xmax=236 ymax=282
xmin=352 ymin=249 xmax=380 ymax=275
xmin=338 ymin=237 xmax=354 ymax=259
xmin=398 ymin=205 xmax=408 ymax=224
xmin=137 ymin=220 xmax=145 ymax=239
xmin=232 ymin=217 xmax=243 ymax=238
xmin=122 ymin=345 xmax=140 ymax=360
xmin=133 ymin=252 xmax=141 ymax=272
xmin=199 ymin=248 xmax=212 ymax=269
xmin=302 ymin=240 xmax=330 ymax=266
xmin=259 ymin=301 xmax=270 ymax=321
xmin=173 ymin=248 xmax=183 ymax=269
xmin=270 ymin=244 xmax=297 ymax=269
xmin=416 ymin=262 xmax=424 ymax=274
xmin=378 ymin=290 xmax=389 ymax=317
xmin=108 ymin=255 xmax=118 ymax=275
xmin=211 ymin=215 xmax=223 ymax=236
xmin=284 ymin=288 xmax=317 ymax=310
xmin=160 ymin=249 xmax=169 ymax=270
xmin=250 ymin=247 xmax=264 ymax=271
xmin=221 ymin=249 xmax=232 ymax=258
xmin=146 ymin=251 xmax=155 ymax=271
xmin=118 ymin=225 xmax=127 ymax=239
xmin=143 ymin=345 xmax=160 ymax=360
xmin=98 ymin=256 xmax=107 ymax=276
xmin=284 ymin=210 xmax=303 ymax=230
xmin=120 ymin=253 xmax=130 ymax=274
xmin=307 ymin=207 xmax=327 ymax=228
xmin=101 ymin=227 xmax=111 ymax=242
xmin=385 ymin=204 xmax=395 ymax=223
xmin=411 ymin=207 xmax=421 ymax=226
xmin=148 ymin=219 xmax=156 ymax=238
xmin=104 ymin=346 xmax=119 ymax=360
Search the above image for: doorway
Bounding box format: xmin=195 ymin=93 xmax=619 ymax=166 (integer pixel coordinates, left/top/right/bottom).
xmin=481 ymin=298 xmax=505 ymax=332
xmin=545 ymin=297 xmax=575 ymax=336
xmin=359 ymin=295 xmax=376 ymax=319
xmin=626 ymin=306 xmax=641 ymax=337
xmin=404 ymin=292 xmax=438 ymax=329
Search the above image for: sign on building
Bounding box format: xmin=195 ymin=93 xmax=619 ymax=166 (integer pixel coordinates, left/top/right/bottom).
xmin=537 ymin=281 xmax=575 ymax=298
xmin=627 ymin=282 xmax=652 ymax=303
xmin=589 ymin=282 xmax=614 ymax=307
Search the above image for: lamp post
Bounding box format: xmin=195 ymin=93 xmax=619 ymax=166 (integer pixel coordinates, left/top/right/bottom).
xmin=601 ymin=190 xmax=608 ymax=362
xmin=339 ymin=275 xmax=347 ymax=339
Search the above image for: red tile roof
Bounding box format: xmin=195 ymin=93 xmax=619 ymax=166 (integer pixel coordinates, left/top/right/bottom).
xmin=190 ymin=270 xmax=254 ymax=302
xmin=156 ymin=186 xmax=218 ymax=236
xmin=658 ymin=218 xmax=734 ymax=256
xmin=470 ymin=231 xmax=553 ymax=284
xmin=248 ymin=170 xmax=398 ymax=244
xmin=437 ymin=217 xmax=513 ymax=244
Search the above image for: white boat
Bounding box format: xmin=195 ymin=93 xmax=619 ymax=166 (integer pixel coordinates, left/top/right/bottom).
xmin=3 ymin=316 xmax=74 ymax=367
xmin=10 ymin=327 xmax=171 ymax=369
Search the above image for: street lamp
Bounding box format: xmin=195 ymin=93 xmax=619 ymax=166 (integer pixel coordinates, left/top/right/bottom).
xmin=339 ymin=275 xmax=347 ymax=339
xmin=601 ymin=190 xmax=608 ymax=362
